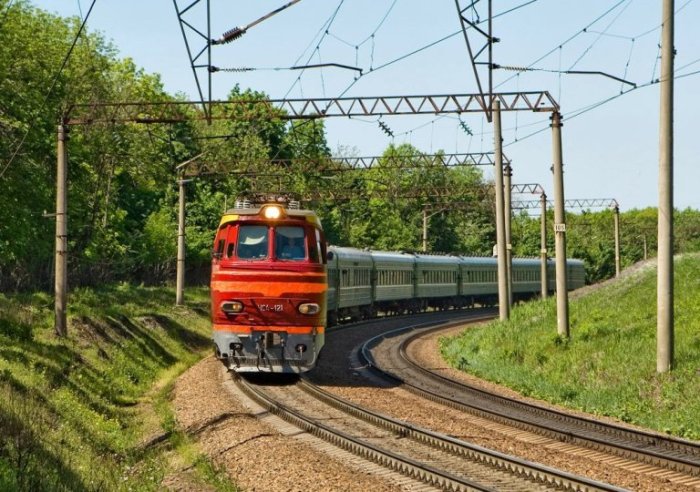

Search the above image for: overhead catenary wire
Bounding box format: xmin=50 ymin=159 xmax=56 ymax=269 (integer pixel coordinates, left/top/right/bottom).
xmin=566 ymin=0 xmax=634 ymax=71
xmin=502 ymin=68 xmax=700 ymax=149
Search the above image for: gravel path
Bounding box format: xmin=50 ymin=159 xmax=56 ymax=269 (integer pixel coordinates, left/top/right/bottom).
xmin=168 ymin=356 xmax=404 ymax=492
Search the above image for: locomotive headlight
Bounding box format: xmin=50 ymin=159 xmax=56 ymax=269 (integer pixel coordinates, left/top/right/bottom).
xmin=263 ymin=205 xmax=282 ymax=219
xmin=298 ymin=303 xmax=320 ymax=315
xmin=221 ymin=300 xmax=244 ymax=314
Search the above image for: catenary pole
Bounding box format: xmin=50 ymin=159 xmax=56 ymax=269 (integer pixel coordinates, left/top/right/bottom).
xmin=614 ymin=205 xmax=621 ymax=277
xmin=657 ymin=0 xmax=674 ymax=373
xmin=504 ymin=164 xmax=513 ymax=306
xmin=493 ymin=100 xmax=509 ymax=320
xmin=540 ymin=192 xmax=548 ymax=299
xmin=55 ymin=124 xmax=68 ymax=337
xmin=422 ymin=209 xmax=428 ymax=252
xmin=176 ymin=176 xmax=187 ymax=306
xmin=551 ymin=111 xmax=569 ymax=337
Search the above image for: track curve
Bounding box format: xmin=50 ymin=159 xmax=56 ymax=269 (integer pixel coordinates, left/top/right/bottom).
xmin=361 ymin=321 xmax=700 ymax=488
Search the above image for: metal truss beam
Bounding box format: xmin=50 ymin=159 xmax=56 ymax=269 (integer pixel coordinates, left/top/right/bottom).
xmin=511 ymin=183 xmax=544 ymax=195
xmin=63 ymin=92 xmax=559 ymax=125
xmin=231 ymin=186 xmax=488 ymax=202
xmin=190 ymin=152 xmax=510 ymax=176
xmin=513 ymin=197 xmax=618 ymax=210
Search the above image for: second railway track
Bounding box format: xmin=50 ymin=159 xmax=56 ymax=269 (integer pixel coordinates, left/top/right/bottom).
xmin=234 ymin=371 xmax=624 ymax=492
xmin=361 ymin=319 xmax=700 ymax=488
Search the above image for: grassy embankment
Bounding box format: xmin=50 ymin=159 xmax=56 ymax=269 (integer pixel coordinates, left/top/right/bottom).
xmin=0 ymin=284 xmax=237 ymax=491
xmin=441 ymin=254 xmax=700 ymax=440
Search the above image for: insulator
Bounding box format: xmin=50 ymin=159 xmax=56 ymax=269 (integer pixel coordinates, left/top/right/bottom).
xmin=218 ymin=67 xmax=255 ymax=73
xmin=378 ymin=120 xmax=394 ymax=138
xmin=459 ymin=120 xmax=473 ymax=136
xmin=214 ymin=27 xmax=246 ymax=45
xmin=498 ymin=65 xmax=533 ymax=72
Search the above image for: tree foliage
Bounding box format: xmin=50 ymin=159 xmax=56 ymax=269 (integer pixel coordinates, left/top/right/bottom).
xmin=1 ymin=3 xmax=699 ymax=292
xmin=512 ymin=207 xmax=700 ymax=283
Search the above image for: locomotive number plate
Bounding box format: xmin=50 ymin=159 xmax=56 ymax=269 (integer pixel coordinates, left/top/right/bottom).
xmin=258 ymin=304 xmax=285 ymax=312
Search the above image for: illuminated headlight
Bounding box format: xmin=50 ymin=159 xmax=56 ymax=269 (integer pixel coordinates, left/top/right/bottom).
xmin=298 ymin=303 xmax=320 ymax=315
xmin=263 ymin=206 xmax=282 ymax=219
xmin=221 ymin=301 xmax=244 ymax=314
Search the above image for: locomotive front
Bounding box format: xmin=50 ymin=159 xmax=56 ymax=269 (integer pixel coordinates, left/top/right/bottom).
xmin=210 ymin=199 xmax=328 ymax=373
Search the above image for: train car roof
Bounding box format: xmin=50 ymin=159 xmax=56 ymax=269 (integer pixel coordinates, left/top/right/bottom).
xmin=458 ymin=256 xmax=498 ymax=265
xmin=414 ymin=254 xmax=461 ymax=265
xmin=328 ymin=246 xmax=374 ymax=263
xmin=370 ymin=251 xmax=416 ymax=263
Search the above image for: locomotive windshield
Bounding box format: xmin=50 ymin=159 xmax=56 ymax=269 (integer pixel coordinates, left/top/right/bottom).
xmin=275 ymin=226 xmax=306 ymax=261
xmin=237 ymin=225 xmax=269 ymax=259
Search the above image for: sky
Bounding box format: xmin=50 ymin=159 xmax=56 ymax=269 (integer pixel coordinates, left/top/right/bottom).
xmin=31 ymin=0 xmax=700 ymax=212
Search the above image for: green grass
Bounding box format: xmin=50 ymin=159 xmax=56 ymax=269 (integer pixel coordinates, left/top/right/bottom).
xmin=440 ymin=255 xmax=700 ymax=440
xmin=0 ymin=284 xmax=237 ymax=491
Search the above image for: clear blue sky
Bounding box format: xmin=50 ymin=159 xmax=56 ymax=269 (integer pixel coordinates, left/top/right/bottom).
xmin=32 ymin=1 xmax=700 ymax=212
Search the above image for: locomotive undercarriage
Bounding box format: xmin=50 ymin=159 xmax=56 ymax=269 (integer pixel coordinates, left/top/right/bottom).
xmin=214 ymin=330 xmax=322 ymax=373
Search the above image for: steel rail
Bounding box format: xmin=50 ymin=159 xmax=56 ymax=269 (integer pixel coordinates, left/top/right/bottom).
xmin=235 ymin=365 xmax=623 ymax=491
xmin=361 ymin=322 xmax=700 ymax=478
xmin=295 ymin=378 xmax=624 ymax=492
xmin=233 ymin=374 xmax=490 ymax=492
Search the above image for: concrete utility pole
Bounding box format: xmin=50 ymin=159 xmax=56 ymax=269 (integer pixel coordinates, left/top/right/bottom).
xmin=174 ymin=153 xmax=203 ymax=306
xmin=176 ymin=176 xmax=188 ymax=306
xmin=55 ymin=124 xmax=69 ymax=337
xmin=613 ymin=205 xmax=621 ymax=277
xmin=504 ymin=164 xmax=513 ymax=307
xmin=551 ymin=112 xmax=569 ymax=338
xmin=657 ymin=0 xmax=675 ymax=373
xmin=540 ymin=192 xmax=548 ymax=299
xmin=422 ymin=209 xmax=428 ymax=252
xmin=493 ymin=100 xmax=509 ymax=320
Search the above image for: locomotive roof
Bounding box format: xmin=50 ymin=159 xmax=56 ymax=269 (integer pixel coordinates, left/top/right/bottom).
xmin=219 ymin=206 xmax=322 ymax=229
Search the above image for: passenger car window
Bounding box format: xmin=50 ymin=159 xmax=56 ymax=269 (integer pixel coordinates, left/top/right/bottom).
xmin=237 ymin=225 xmax=269 ymax=259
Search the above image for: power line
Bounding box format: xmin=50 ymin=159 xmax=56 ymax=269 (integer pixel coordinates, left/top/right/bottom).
xmin=284 ymin=0 xmax=345 ymax=99
xmin=495 ymin=0 xmax=630 ymax=90
xmin=566 ymin=0 xmax=634 ymax=71
xmin=0 ymin=0 xmax=98 ymax=180
xmin=503 ymin=68 xmax=700 ymax=148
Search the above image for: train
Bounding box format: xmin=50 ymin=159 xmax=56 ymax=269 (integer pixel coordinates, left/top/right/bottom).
xmin=210 ymin=199 xmax=586 ymax=374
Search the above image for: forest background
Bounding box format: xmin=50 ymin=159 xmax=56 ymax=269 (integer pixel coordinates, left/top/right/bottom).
xmin=2 ymin=1 xmax=700 ymax=293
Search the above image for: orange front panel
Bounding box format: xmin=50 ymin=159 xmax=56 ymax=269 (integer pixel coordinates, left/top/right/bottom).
xmin=212 ymin=323 xmax=325 ymax=335
xmin=211 ymin=269 xmax=327 ymax=327
xmin=211 ymin=276 xmax=326 ymax=296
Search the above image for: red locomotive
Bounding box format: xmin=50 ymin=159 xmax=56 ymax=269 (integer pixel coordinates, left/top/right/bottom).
xmin=210 ymin=197 xmax=328 ymax=373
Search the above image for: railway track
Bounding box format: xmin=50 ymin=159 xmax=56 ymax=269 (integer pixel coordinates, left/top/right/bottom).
xmin=234 ymin=371 xmax=625 ymax=491
xmin=361 ymin=320 xmax=700 ymax=488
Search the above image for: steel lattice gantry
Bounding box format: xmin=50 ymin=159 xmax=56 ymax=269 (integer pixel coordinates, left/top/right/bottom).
xmin=53 ymin=90 xmax=563 ymax=336
xmin=189 ymin=152 xmax=510 ymax=176
xmin=513 ymin=198 xmax=622 ymax=278
xmin=62 ymin=92 xmax=559 ymax=125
